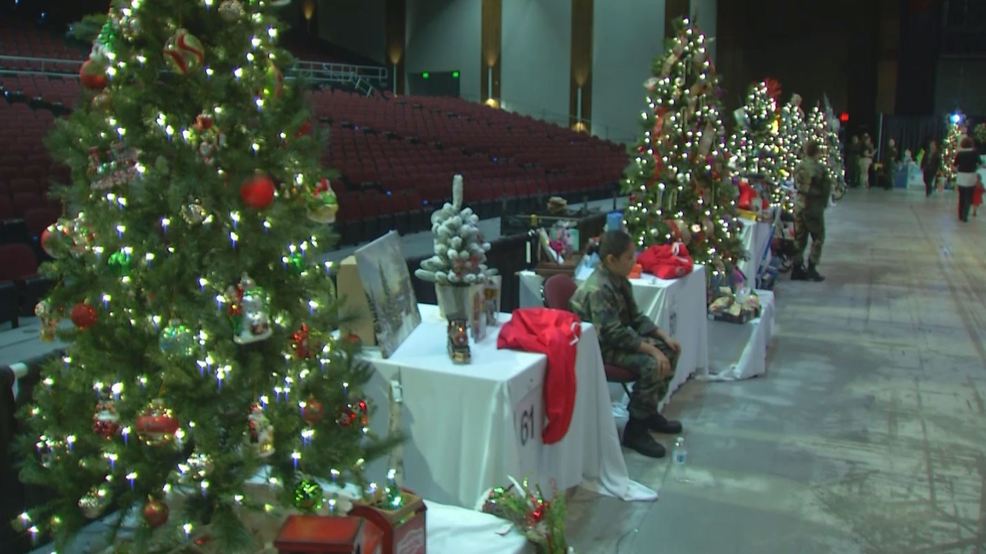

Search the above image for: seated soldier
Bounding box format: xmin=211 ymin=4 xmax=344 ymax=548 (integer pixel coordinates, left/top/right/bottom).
xmin=569 ymin=230 xmax=683 ymax=458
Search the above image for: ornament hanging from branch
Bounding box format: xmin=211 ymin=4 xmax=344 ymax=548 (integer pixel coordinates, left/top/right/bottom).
xmin=226 ymin=273 xmax=273 ymax=344
xmin=248 ymin=403 xmax=275 ymax=458
xmin=163 ymin=29 xmax=205 ymax=75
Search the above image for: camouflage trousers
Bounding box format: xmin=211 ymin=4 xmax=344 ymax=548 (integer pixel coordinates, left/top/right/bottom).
xmin=793 ymin=208 xmax=825 ymax=266
xmin=604 ymin=337 xmax=678 ymax=420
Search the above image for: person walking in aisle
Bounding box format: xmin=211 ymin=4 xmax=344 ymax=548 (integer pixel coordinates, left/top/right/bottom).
xmin=791 ymin=141 xmax=832 ymax=281
xmin=859 ymin=134 xmax=875 ymax=188
xmin=884 ymin=138 xmax=899 ymax=190
xmin=953 ymin=136 xmax=979 ymax=222
xmin=922 ymin=139 xmax=941 ymax=197
xmin=570 ymin=230 xmax=683 ymax=459
xmin=973 ymin=173 xmax=984 ymax=217
xmin=846 ymin=135 xmax=861 ymax=188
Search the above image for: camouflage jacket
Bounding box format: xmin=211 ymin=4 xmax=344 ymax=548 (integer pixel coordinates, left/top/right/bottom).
xmin=794 ymin=157 xmax=831 ymax=213
xmin=569 ymin=266 xmax=657 ymax=356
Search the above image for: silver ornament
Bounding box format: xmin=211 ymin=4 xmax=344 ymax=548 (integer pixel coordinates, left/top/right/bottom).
xmin=78 ymin=486 xmax=111 ymax=519
xmin=218 ymin=0 xmax=245 ymax=21
xmin=178 ymin=450 xmax=213 ymax=483
xmin=181 ymin=202 xmax=208 ymax=224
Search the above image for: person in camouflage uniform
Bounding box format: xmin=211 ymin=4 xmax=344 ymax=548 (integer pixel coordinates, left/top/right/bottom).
xmin=791 ymin=140 xmax=832 ymax=282
xmin=570 ymin=230 xmax=683 ymax=458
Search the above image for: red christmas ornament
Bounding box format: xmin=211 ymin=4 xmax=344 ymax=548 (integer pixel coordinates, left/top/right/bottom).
xmin=528 ymin=501 xmax=547 ymax=525
xmin=193 ymin=114 xmax=214 ymax=132
xmin=240 ymin=174 xmax=276 ymax=209
xmin=295 ymin=120 xmax=313 ymax=138
xmin=142 ymin=497 xmax=169 ymax=528
xmin=71 ymin=303 xmax=98 ymax=329
xmin=163 ymin=29 xmax=205 ymax=75
xmin=92 ymin=401 xmax=120 ymax=439
xmin=79 ymin=58 xmax=108 ymax=90
xmin=301 ymin=397 xmax=324 ymax=425
xmin=135 ymin=401 xmax=180 ymax=446
xmin=40 ymin=226 xmax=59 ymax=258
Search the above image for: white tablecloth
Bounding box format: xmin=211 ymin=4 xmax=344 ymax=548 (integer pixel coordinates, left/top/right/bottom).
xmin=362 ymin=304 xmax=656 ymax=509
xmin=518 ymin=266 xmax=709 ymax=403
xmin=424 ymin=500 xmax=532 ymax=553
xmin=701 ymin=290 xmax=776 ymax=381
xmin=739 ymin=219 xmax=773 ymax=285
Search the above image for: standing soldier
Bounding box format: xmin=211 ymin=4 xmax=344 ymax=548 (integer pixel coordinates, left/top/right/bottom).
xmin=791 ymin=141 xmax=831 ymax=281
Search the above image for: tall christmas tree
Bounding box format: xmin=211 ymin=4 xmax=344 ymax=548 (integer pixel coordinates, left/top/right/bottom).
xmin=621 ymin=17 xmax=744 ymax=277
xmin=940 ymin=117 xmax=963 ymax=183
xmin=726 ymin=80 xmax=784 ymax=193
xmin=777 ymin=93 xmax=807 ymax=184
xmin=17 ymin=1 xmax=392 ymax=551
xmin=806 ymin=103 xmax=847 ymax=195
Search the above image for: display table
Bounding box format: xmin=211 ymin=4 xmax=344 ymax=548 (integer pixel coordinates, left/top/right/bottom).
xmin=26 ymin=494 xmax=534 ymax=554
xmin=739 ymin=218 xmax=773 ymax=285
xmin=701 ymin=290 xmax=775 ymax=381
xmin=518 ymin=266 xmax=708 ymax=403
xmin=361 ymin=304 xmax=657 ymax=509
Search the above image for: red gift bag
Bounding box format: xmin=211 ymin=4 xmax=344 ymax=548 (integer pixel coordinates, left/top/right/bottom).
xmin=637 ymin=242 xmax=694 ymax=279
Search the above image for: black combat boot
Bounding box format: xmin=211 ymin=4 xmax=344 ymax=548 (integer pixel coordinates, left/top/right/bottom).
xmin=622 ymin=418 xmax=666 ymax=458
xmin=807 ymin=263 xmax=825 ymax=282
xmin=790 ymin=263 xmax=809 ymax=281
xmin=645 ymin=412 xmax=682 ymax=434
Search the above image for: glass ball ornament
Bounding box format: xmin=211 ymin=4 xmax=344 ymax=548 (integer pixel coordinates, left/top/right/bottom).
xmin=142 ymin=497 xmax=169 ymax=528
xmin=287 ymin=253 xmax=305 ymax=274
xmin=181 ymin=201 xmax=208 ymax=224
xmin=159 ymin=321 xmax=196 ymax=357
xmin=135 ymin=399 xmax=180 ymax=446
xmin=78 ymin=486 xmax=111 ymax=519
xmin=107 ymin=250 xmax=132 ymax=276
xmin=218 ymin=0 xmax=245 ymax=21
xmin=293 ymin=479 xmax=324 ymax=513
xmin=178 ymin=450 xmax=213 ymax=483
xmin=301 ymin=397 xmax=324 ymax=425
xmin=92 ymin=401 xmax=120 ymax=440
xmin=162 ymin=29 xmax=205 ymax=75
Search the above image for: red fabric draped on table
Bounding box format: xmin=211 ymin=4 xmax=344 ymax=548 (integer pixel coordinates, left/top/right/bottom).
xmin=497 ymin=308 xmax=580 ymax=444
xmin=637 ymin=243 xmax=694 ymax=279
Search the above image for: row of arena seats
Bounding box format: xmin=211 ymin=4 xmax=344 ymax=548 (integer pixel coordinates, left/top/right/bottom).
xmin=0 ymin=242 xmax=53 ymax=329
xmin=1 ymin=71 xmax=626 ymax=245
xmin=0 ymin=17 xmax=86 ymax=64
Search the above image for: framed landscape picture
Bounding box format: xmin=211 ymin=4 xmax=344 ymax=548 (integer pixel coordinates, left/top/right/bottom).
xmin=353 ymin=231 xmax=422 ymax=358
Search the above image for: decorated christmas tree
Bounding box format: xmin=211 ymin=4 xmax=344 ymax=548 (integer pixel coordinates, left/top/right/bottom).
xmin=806 ymin=103 xmax=847 ymax=195
xmin=17 ymin=1 xmax=393 ymax=551
xmin=621 ymin=17 xmax=744 ymax=277
xmin=726 ymin=80 xmax=784 ymax=194
xmin=777 ymin=93 xmax=807 ymax=185
xmin=940 ymin=117 xmax=963 ymax=183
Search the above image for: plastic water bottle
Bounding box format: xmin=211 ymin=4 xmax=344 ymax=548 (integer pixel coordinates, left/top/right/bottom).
xmin=672 ymin=437 xmax=687 ymax=466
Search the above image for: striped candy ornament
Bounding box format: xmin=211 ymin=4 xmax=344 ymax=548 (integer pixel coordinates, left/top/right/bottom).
xmin=163 ymin=29 xmax=205 ymax=74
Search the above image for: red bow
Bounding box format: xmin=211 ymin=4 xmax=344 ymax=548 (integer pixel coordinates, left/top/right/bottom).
xmin=292 ymin=323 xmax=311 ymax=358
xmin=763 ymin=78 xmax=782 ymax=107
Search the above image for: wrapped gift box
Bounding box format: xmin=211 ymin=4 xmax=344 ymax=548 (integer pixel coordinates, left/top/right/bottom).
xmin=274 ymin=515 xmax=382 ymax=554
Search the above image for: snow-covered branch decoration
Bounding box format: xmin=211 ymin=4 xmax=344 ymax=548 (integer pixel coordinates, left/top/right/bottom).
xmin=415 ymin=175 xmax=497 ymax=286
